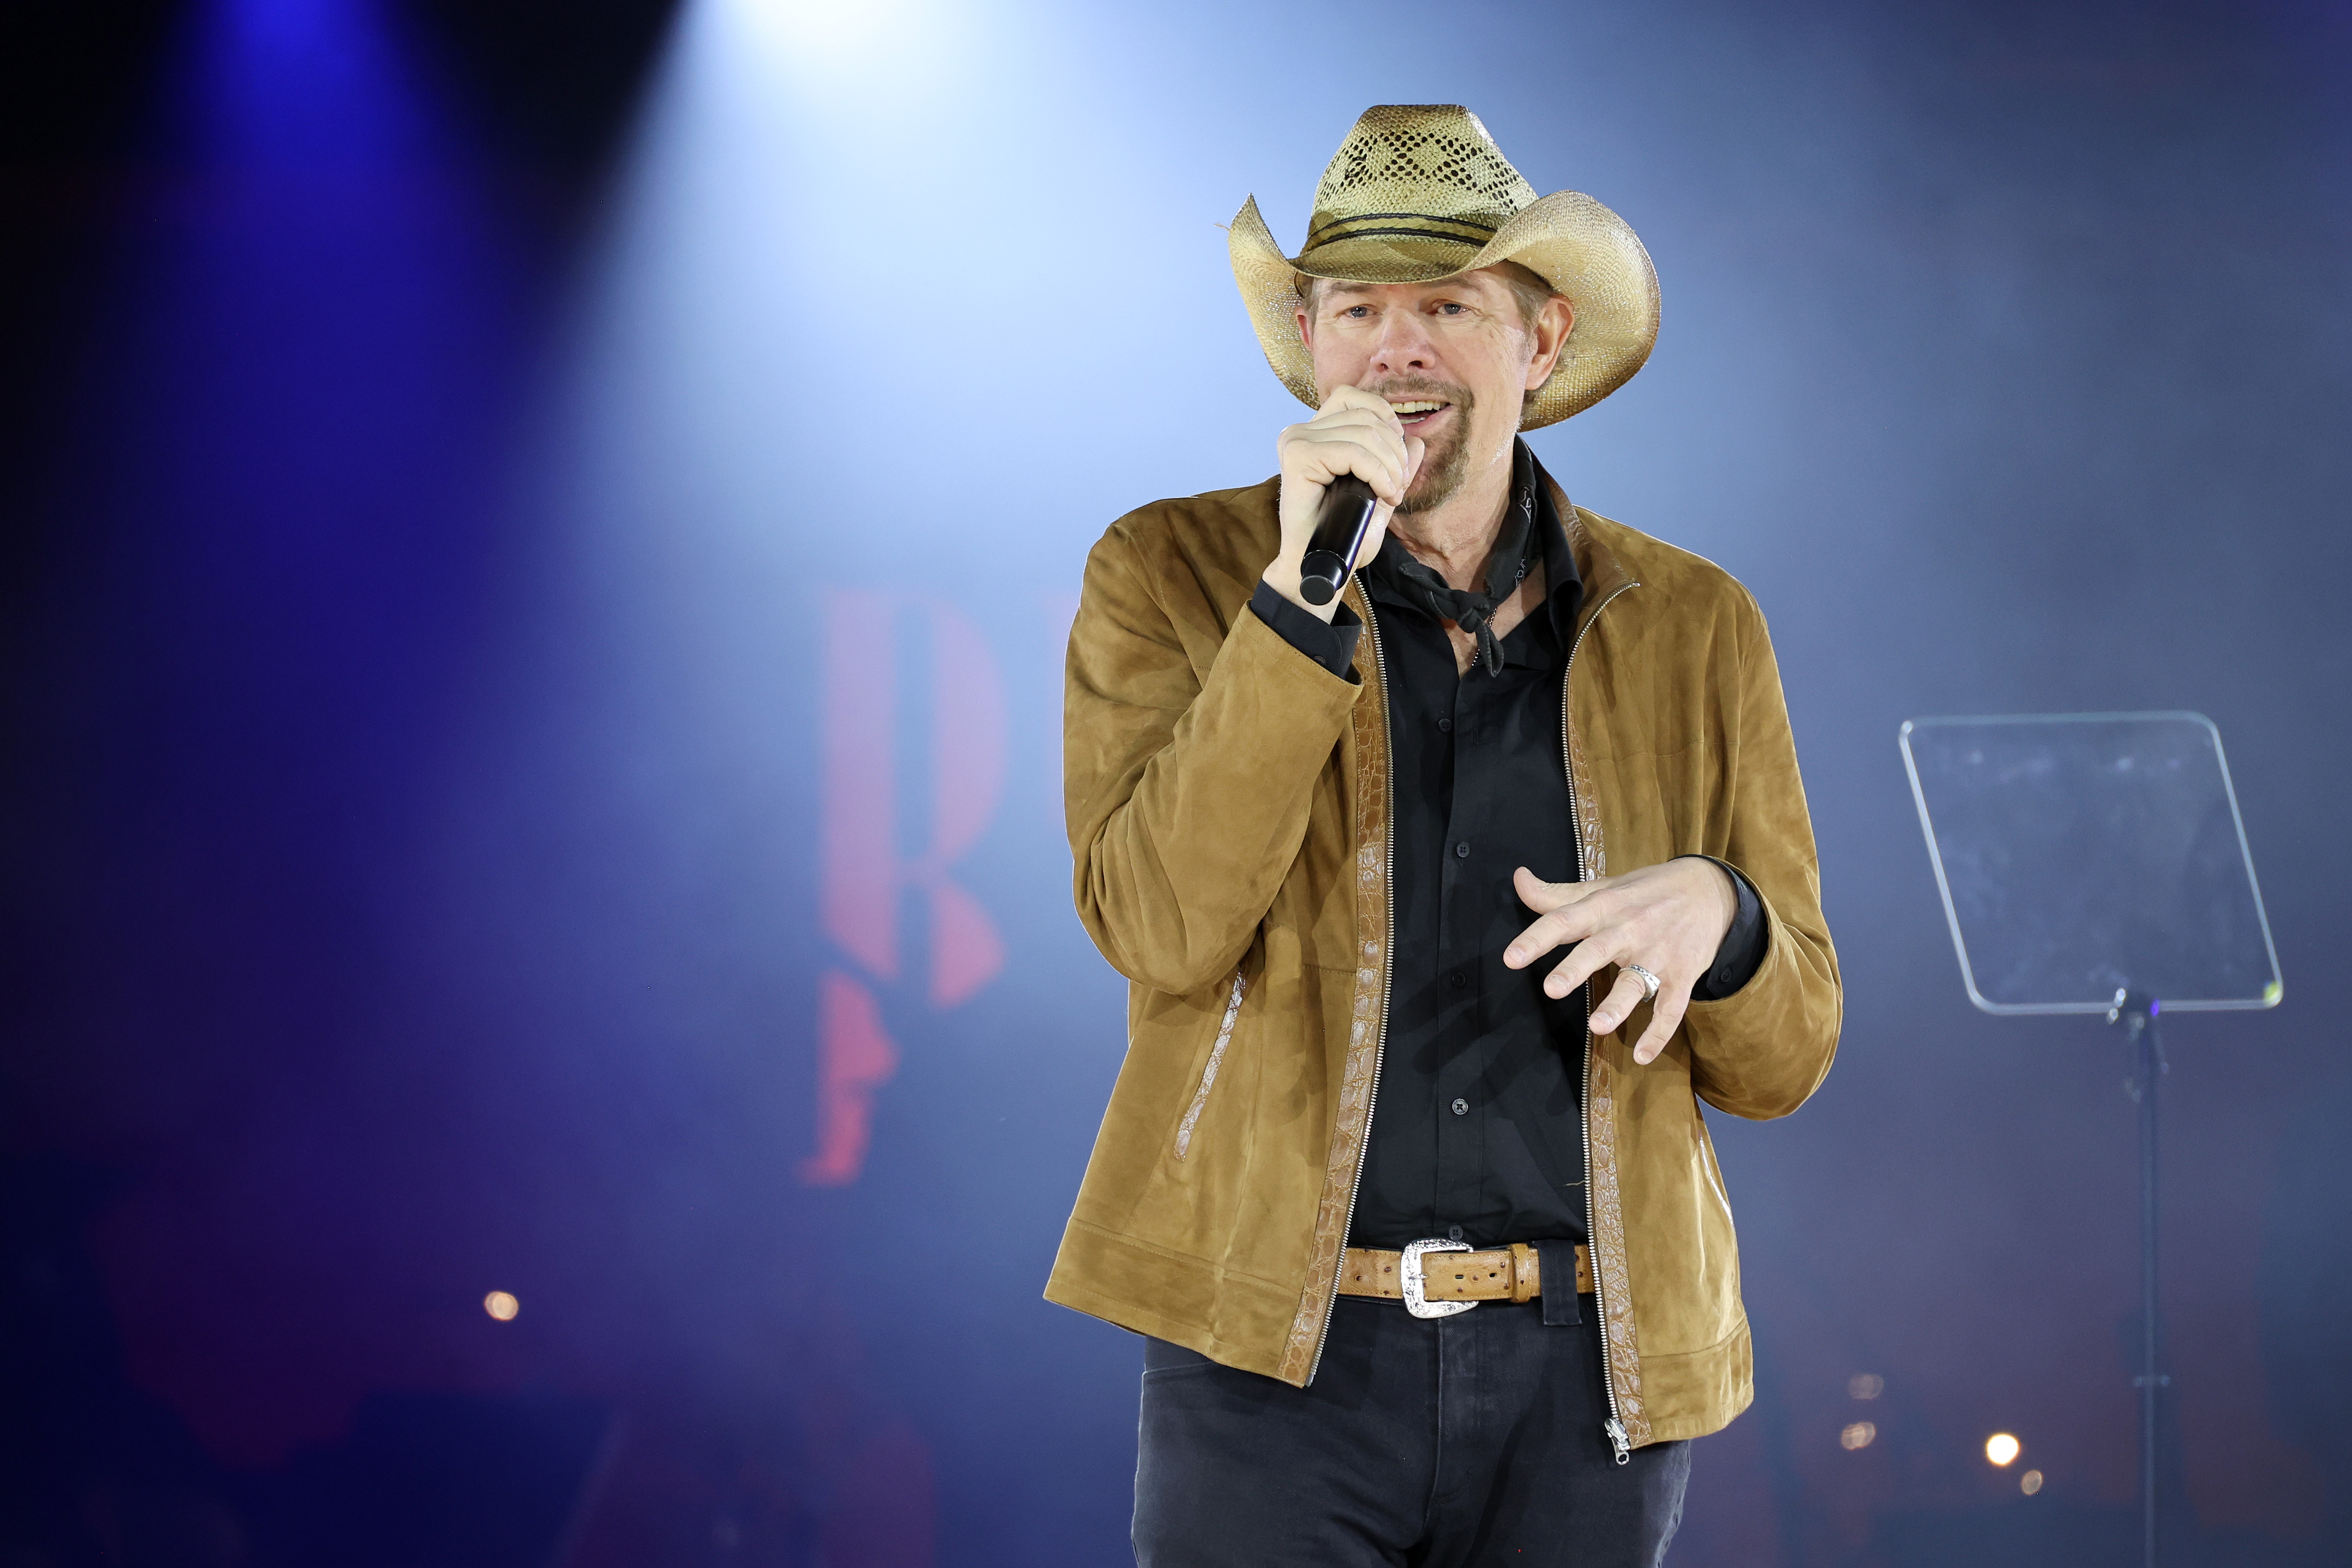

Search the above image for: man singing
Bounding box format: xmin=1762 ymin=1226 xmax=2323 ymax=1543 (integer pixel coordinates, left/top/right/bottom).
xmin=1046 ymin=105 xmax=1841 ymax=1565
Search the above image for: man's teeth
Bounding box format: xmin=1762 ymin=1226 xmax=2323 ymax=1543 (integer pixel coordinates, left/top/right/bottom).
xmin=1391 ymin=401 xmax=1444 ymax=415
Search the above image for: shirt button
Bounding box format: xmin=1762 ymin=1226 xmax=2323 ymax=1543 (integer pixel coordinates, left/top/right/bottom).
xmin=1451 ymin=1097 xmax=1469 ymax=1116
xmin=1454 ymin=841 xmax=1471 ymax=859
xmin=1438 ymin=716 xmax=1453 ymax=732
xmin=1447 ymin=1224 xmax=1465 ymax=1241
xmin=1448 ymin=969 xmax=1468 ymax=990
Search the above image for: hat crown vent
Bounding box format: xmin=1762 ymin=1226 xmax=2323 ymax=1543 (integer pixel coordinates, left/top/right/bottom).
xmin=1310 ymin=105 xmax=1539 ymax=240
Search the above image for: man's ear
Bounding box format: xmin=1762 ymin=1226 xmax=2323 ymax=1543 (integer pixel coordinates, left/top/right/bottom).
xmin=1524 ymin=295 xmax=1577 ymax=390
xmin=1295 ymin=306 xmax=1314 ymax=349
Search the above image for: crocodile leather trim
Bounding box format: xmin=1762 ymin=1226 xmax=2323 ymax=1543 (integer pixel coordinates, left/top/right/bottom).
xmin=1588 ymin=1022 xmax=1651 ymax=1443
xmin=1564 ymin=689 xmax=1608 ymax=880
xmin=1279 ymin=580 xmax=1390 ymax=1384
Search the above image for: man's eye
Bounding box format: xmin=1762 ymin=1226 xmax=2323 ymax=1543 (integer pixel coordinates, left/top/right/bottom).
xmin=1436 ymin=303 xmax=1467 ymax=315
xmin=1344 ymin=305 xmax=1371 ymax=318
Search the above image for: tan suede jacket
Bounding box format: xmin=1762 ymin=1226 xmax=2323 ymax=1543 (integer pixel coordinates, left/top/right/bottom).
xmin=1045 ymin=472 xmax=1840 ymax=1451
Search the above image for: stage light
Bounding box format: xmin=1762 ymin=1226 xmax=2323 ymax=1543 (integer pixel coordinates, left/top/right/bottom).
xmin=1839 ymin=1421 xmax=1876 ymax=1450
xmin=732 ymin=0 xmax=912 ymax=57
xmin=1847 ymin=1373 xmax=1883 ymax=1399
xmin=709 ymin=0 xmax=963 ymax=104
xmin=2020 ymin=1469 xmax=2044 ymax=1495
xmin=483 ymin=1290 xmax=520 ymax=1321
xmin=1985 ymin=1432 xmax=2021 ymax=1466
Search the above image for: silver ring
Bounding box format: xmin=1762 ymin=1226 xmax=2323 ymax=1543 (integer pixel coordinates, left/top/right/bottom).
xmin=1625 ymin=963 xmax=1661 ymax=1001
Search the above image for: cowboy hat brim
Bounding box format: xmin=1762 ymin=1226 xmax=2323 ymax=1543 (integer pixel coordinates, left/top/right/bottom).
xmin=1228 ymin=190 xmax=1660 ymax=430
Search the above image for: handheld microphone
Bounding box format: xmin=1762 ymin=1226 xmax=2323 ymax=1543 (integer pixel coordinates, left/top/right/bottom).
xmin=1297 ymin=475 xmax=1378 ymax=606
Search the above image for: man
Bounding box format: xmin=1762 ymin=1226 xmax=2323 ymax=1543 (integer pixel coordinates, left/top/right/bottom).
xmin=1046 ymin=105 xmax=1840 ymax=1565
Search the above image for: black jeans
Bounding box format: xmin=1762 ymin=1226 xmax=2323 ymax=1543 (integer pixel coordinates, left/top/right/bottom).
xmin=1133 ymin=1295 xmax=1689 ymax=1567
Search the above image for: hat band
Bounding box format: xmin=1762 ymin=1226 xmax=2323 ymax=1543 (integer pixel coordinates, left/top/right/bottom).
xmin=1304 ymin=210 xmax=1501 ymax=248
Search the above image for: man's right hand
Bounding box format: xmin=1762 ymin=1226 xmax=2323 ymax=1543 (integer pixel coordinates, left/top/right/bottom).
xmin=1263 ymin=386 xmax=1425 ymax=621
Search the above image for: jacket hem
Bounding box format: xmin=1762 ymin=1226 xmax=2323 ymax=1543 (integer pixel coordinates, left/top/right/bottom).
xmin=1046 ymin=1219 xmax=1303 ymax=1383
xmin=1627 ymin=1316 xmax=1755 ymax=1445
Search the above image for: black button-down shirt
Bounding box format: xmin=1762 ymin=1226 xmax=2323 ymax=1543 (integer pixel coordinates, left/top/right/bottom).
xmin=1250 ymin=442 xmax=1763 ymax=1251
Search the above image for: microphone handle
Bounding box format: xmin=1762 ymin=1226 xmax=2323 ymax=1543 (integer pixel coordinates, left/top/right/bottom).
xmin=1297 ymin=475 xmax=1378 ymax=606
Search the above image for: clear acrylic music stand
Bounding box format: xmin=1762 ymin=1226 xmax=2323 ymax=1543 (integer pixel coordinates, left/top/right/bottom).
xmin=1899 ymin=712 xmax=2281 ymax=1568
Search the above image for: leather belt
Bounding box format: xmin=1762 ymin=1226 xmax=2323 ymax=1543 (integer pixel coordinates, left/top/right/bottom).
xmin=1339 ymin=1239 xmax=1593 ymax=1319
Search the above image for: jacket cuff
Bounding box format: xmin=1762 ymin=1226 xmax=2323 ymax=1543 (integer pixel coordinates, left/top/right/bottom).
xmin=1682 ymin=855 xmax=1766 ymax=1001
xmin=1250 ymin=580 xmax=1363 ymax=682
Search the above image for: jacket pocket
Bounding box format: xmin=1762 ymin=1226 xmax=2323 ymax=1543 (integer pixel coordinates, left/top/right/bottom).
xmin=1172 ymin=968 xmax=1248 ymax=1161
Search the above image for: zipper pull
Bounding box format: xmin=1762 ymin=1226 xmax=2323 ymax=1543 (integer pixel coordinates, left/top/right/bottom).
xmin=1604 ymin=1418 xmax=1630 ymax=1465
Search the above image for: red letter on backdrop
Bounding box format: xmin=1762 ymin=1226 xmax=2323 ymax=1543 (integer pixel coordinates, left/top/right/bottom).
xmin=808 ymin=591 xmax=1007 ymax=1185
xmin=800 ymin=970 xmax=903 ymax=1187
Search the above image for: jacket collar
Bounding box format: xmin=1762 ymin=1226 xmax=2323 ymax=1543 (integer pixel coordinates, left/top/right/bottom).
xmin=1538 ymin=455 xmax=1636 ymax=642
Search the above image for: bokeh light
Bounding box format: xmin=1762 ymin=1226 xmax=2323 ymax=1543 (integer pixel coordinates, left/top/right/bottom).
xmin=1985 ymin=1433 xmax=2021 ymax=1467
xmin=483 ymin=1290 xmax=520 ymax=1321
xmin=1840 ymin=1422 xmax=1877 ymax=1451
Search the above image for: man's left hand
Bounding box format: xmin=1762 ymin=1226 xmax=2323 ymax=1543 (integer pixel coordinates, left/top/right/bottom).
xmin=1503 ymin=860 xmax=1738 ymax=1066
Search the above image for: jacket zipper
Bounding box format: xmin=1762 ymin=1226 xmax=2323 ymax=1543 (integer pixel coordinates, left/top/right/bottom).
xmin=1173 ymin=968 xmax=1249 ymax=1160
xmin=1307 ymin=583 xmax=1394 ymax=1386
xmin=1566 ymin=578 xmax=1639 ymax=1464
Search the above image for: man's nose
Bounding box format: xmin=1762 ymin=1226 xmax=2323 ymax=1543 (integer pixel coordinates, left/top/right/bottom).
xmin=1365 ymin=312 xmax=1436 ymax=374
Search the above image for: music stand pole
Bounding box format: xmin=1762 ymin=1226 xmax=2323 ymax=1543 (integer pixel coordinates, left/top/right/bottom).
xmin=2109 ymin=989 xmax=2166 ymax=1568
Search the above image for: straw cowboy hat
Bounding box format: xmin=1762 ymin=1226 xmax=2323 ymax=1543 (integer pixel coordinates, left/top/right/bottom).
xmin=1229 ymin=105 xmax=1660 ymax=430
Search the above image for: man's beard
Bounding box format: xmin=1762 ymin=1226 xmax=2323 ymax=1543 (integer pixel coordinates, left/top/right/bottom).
xmin=1383 ymin=380 xmax=1477 ymax=516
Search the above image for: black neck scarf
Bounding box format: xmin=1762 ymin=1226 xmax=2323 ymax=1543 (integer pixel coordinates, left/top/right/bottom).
xmin=1376 ymin=441 xmax=1541 ymax=677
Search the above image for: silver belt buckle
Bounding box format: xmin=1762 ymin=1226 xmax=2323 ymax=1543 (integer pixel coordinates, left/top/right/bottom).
xmin=1401 ymin=1239 xmax=1476 ymax=1319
